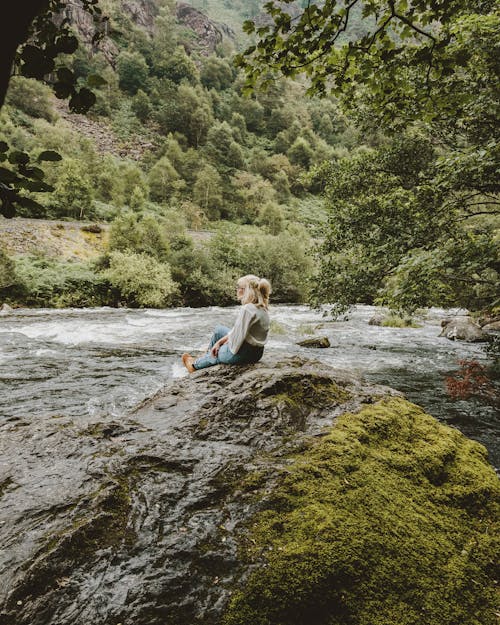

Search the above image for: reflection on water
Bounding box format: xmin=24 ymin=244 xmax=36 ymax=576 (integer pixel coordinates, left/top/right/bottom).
xmin=0 ymin=304 xmax=498 ymax=466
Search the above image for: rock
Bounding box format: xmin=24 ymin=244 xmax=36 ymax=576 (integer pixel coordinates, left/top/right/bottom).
xmin=368 ymin=313 xmax=385 ymax=326
xmin=297 ymin=336 xmax=331 ymax=348
xmin=0 ymin=303 xmax=12 ymax=314
xmin=482 ymin=320 xmax=500 ymax=333
xmin=0 ymin=357 xmax=497 ymax=625
xmin=176 ymin=3 xmax=229 ymax=56
xmin=439 ymin=317 xmax=487 ymax=342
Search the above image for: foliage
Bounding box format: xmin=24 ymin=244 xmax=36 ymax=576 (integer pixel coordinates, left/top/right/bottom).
xmin=108 ymin=212 xmax=170 ymax=260
xmin=0 ymin=0 xmax=106 ymax=216
xmin=11 ymin=255 xmax=109 ymax=307
xmin=193 ymin=164 xmax=224 ymax=220
xmin=103 ymin=250 xmax=177 ymax=307
xmin=224 ymin=398 xmax=500 ymax=625
xmin=50 ymin=158 xmax=95 ymax=220
xmin=5 ymin=76 xmax=56 ymax=122
xmin=445 ymin=359 xmax=497 ymax=402
xmin=148 ymin=157 xmax=185 ymax=203
xmin=0 ymin=247 xmax=17 ymax=292
xmin=116 ymin=50 xmax=149 ymax=95
xmin=311 ymin=136 xmax=499 ymax=314
xmin=0 ymin=140 xmax=61 ymax=218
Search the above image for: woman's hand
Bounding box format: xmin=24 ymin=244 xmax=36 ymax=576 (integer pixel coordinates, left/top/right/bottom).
xmin=211 ymin=335 xmax=228 ymax=357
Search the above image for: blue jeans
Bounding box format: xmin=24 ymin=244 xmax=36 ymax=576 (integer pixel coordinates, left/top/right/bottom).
xmin=193 ymin=325 xmax=264 ymax=370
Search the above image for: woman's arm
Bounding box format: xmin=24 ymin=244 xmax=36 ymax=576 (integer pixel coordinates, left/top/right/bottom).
xmin=211 ymin=334 xmax=228 ymax=357
xmin=226 ymin=306 xmax=255 ymax=354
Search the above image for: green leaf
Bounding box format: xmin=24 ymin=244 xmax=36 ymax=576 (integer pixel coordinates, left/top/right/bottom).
xmin=57 ymin=67 xmax=75 ymax=84
xmin=8 ymin=151 xmax=30 ymax=166
xmin=37 ymin=150 xmax=62 ymax=162
xmin=55 ymin=35 xmax=79 ymax=54
xmin=0 ymin=168 xmax=18 ymax=184
xmin=242 ymin=20 xmax=256 ymax=34
xmin=69 ymin=87 xmax=96 ymax=113
xmin=53 ymin=81 xmax=73 ymax=99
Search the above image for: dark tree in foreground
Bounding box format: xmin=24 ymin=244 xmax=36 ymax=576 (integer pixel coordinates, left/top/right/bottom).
xmin=0 ymin=0 xmax=106 ymax=216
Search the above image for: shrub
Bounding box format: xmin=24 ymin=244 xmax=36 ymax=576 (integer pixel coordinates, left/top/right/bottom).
xmin=12 ymin=256 xmax=109 ymax=307
xmin=5 ymin=76 xmax=55 ymax=121
xmin=103 ymin=251 xmax=178 ymax=307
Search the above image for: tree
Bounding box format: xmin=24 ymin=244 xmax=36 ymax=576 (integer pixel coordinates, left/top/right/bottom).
xmin=204 ymin=121 xmax=246 ymax=171
xmin=51 ymin=158 xmax=94 ymax=220
xmin=311 ymin=135 xmax=499 ymax=313
xmin=193 ymin=164 xmax=223 ymax=220
xmin=116 ymin=51 xmax=149 ymax=95
xmin=239 ymin=0 xmax=499 ymax=313
xmin=108 ymin=212 xmax=170 ymax=261
xmin=148 ymin=157 xmax=185 ymax=203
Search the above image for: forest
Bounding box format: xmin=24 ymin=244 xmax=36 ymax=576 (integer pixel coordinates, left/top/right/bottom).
xmin=0 ymin=0 xmax=498 ymax=320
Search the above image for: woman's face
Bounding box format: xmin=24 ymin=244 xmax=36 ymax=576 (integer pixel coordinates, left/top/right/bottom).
xmin=236 ymin=282 xmax=245 ymax=302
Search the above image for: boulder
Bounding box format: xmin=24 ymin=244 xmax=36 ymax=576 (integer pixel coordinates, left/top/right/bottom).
xmin=297 ymin=336 xmax=331 ymax=348
xmin=0 ymin=303 xmax=12 ymax=314
xmin=439 ymin=316 xmax=487 ymax=342
xmin=368 ymin=313 xmax=385 ymax=326
xmin=482 ymin=320 xmax=500 ymax=333
xmin=0 ymin=357 xmax=497 ymax=625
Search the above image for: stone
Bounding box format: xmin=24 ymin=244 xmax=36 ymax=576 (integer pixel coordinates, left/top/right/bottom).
xmin=296 ymin=336 xmax=331 ymax=348
xmin=0 ymin=303 xmax=12 ymax=314
xmin=439 ymin=317 xmax=487 ymax=342
xmin=482 ymin=320 xmax=500 ymax=333
xmin=368 ymin=313 xmax=385 ymax=326
xmin=0 ymin=357 xmax=497 ymax=625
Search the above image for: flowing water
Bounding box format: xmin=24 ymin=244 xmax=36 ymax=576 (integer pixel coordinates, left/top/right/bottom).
xmin=0 ymin=304 xmax=498 ymax=467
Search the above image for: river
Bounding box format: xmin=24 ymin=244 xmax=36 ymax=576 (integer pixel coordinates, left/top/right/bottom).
xmin=0 ymin=304 xmax=498 ymax=468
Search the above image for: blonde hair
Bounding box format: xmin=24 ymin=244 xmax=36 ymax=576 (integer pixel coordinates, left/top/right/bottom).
xmin=237 ymin=274 xmax=271 ymax=310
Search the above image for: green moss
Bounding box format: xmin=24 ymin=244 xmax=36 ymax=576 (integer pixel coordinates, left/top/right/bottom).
xmin=223 ymin=398 xmax=500 ymax=625
xmin=266 ymin=375 xmax=351 ymax=409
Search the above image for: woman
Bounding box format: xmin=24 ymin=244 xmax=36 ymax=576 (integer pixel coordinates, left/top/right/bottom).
xmin=182 ymin=274 xmax=271 ymax=372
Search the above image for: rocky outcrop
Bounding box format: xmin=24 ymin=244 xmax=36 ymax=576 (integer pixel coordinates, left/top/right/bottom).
xmin=176 ymin=3 xmax=228 ymax=55
xmin=0 ymin=357 xmax=497 ymax=625
xmin=440 ymin=316 xmax=487 ymax=342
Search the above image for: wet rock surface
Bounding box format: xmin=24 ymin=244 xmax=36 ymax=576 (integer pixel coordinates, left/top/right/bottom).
xmin=0 ymin=356 xmax=395 ymax=625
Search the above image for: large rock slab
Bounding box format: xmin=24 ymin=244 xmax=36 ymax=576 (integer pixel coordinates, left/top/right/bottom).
xmin=0 ymin=356 xmax=497 ymax=625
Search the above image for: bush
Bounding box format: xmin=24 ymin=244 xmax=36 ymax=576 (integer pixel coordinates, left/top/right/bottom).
xmin=12 ymin=256 xmax=109 ymax=307
xmin=103 ymin=251 xmax=178 ymax=307
xmin=5 ymin=76 xmax=55 ymax=121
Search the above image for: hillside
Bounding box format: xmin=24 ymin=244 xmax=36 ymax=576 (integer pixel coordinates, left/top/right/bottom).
xmin=0 ymin=218 xmax=109 ymax=260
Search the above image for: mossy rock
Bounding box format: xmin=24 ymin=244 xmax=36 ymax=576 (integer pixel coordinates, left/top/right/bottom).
xmin=224 ymin=397 xmax=499 ymax=625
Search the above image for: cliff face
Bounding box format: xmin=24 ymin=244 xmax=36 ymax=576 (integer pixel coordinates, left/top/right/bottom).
xmin=1 ymin=356 xmax=498 ymax=625
xmin=71 ymin=0 xmax=232 ymax=61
